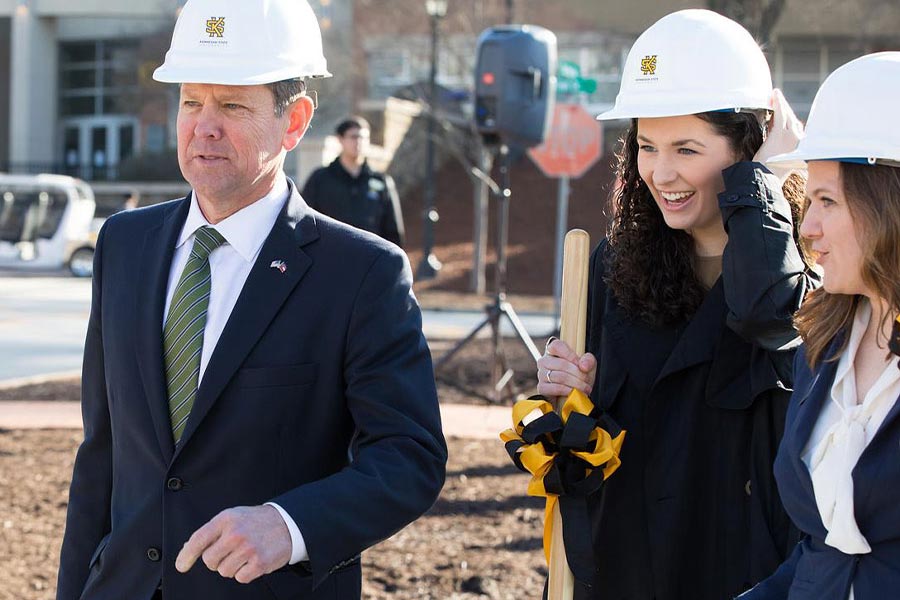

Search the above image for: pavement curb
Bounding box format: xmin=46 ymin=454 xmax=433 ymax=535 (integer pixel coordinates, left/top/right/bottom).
xmin=0 ymin=399 xmax=512 ymax=440
xmin=0 ymin=370 xmax=81 ymax=390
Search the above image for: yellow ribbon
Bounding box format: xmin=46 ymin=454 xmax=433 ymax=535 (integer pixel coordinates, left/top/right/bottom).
xmin=500 ymin=389 xmax=625 ymax=563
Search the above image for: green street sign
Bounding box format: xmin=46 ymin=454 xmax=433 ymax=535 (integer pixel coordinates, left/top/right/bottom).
xmin=557 ymin=60 xmax=597 ymax=96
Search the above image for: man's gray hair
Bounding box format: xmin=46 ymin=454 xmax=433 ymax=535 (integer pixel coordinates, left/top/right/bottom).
xmin=268 ymin=78 xmax=308 ymax=117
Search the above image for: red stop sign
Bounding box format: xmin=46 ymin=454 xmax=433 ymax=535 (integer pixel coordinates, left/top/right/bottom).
xmin=529 ymin=104 xmax=603 ymax=178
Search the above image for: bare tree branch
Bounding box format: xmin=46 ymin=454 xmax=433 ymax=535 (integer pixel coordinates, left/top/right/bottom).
xmin=707 ymin=0 xmax=788 ymax=45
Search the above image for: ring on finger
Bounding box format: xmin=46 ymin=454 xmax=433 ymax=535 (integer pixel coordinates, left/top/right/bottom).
xmin=546 ymin=369 xmax=554 ymax=384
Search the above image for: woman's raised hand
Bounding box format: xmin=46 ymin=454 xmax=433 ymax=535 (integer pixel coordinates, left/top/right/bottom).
xmin=754 ymin=88 xmax=805 ymax=179
xmin=536 ymin=338 xmax=597 ymax=398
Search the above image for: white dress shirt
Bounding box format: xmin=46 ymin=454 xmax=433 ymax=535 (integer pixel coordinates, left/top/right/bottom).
xmin=802 ymin=299 xmax=900 ymax=598
xmin=164 ymin=173 xmax=309 ymax=565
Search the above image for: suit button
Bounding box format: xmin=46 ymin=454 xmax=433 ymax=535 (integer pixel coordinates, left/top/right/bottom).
xmin=147 ymin=547 xmax=161 ymax=562
xmin=167 ymin=477 xmax=184 ymax=491
xmin=745 ymin=479 xmax=752 ymax=496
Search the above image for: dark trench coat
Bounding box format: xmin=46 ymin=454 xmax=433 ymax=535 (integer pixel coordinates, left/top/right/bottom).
xmin=573 ymin=163 xmax=820 ymax=600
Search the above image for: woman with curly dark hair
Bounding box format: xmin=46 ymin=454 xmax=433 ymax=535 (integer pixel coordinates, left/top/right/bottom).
xmin=532 ymin=10 xmax=819 ymax=600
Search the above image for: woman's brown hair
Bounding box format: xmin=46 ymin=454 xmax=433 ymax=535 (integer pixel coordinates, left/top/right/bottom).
xmin=794 ymin=163 xmax=900 ymax=367
xmin=605 ymin=111 xmax=810 ymax=327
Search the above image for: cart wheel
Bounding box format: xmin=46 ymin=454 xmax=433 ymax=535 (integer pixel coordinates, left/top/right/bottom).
xmin=69 ymin=247 xmax=94 ymax=277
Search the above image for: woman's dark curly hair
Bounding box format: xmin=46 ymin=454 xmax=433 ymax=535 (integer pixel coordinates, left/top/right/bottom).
xmin=605 ymin=110 xmax=808 ymax=327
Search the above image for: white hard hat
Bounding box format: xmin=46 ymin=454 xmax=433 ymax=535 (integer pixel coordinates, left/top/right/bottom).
xmin=597 ymin=9 xmax=772 ymax=121
xmin=769 ymin=52 xmax=900 ymax=168
xmin=153 ymin=0 xmax=331 ymax=85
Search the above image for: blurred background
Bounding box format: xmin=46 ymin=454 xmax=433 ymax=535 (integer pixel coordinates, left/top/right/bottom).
xmin=0 ymin=4 xmax=898 ymax=598
xmin=0 ymin=0 xmax=898 ymax=296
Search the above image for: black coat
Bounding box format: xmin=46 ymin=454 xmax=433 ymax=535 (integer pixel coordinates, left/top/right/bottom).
xmin=302 ymin=159 xmax=404 ymax=247
xmin=579 ymin=163 xmax=819 ymax=600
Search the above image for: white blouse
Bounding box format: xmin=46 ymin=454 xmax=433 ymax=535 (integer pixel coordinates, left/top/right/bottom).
xmin=802 ymin=299 xmax=900 ymax=566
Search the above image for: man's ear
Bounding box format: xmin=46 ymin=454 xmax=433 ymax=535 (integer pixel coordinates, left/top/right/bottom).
xmin=283 ymin=95 xmax=315 ymax=152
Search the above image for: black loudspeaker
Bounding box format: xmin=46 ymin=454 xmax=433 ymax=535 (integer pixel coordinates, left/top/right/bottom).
xmin=474 ymin=25 xmax=557 ymax=148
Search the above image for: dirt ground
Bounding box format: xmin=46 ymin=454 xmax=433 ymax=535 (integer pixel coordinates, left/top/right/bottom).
xmin=0 ymin=339 xmax=549 ymax=600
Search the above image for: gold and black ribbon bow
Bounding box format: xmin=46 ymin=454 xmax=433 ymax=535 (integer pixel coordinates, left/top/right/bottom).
xmin=500 ymin=389 xmax=625 ymax=586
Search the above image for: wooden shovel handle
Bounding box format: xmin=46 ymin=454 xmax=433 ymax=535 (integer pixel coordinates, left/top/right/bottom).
xmin=547 ymin=229 xmax=590 ymax=600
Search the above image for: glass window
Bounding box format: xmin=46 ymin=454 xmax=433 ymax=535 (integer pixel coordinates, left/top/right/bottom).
xmin=120 ymin=125 xmax=135 ymax=161
xmin=61 ymin=68 xmax=96 ymax=89
xmin=828 ymin=47 xmax=865 ymax=74
xmin=782 ymin=80 xmax=820 ymax=109
xmin=782 ymin=45 xmax=821 ymax=76
xmin=35 ymin=192 xmax=69 ymax=240
xmin=60 ymin=96 xmax=97 ymax=116
xmin=59 ymin=40 xmax=139 ymax=117
xmin=60 ymin=43 xmax=96 ymax=64
xmin=370 ymin=50 xmax=408 ymax=83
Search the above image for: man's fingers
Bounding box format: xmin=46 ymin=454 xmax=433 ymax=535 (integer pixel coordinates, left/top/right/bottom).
xmin=176 ymin=506 xmax=291 ymax=581
xmin=175 ymin=516 xmax=225 ymax=573
xmin=234 ymin=560 xmax=264 ymax=585
xmin=215 ymin=547 xmax=253 ymax=580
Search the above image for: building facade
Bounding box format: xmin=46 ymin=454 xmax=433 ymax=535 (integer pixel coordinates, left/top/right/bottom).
xmin=0 ymin=0 xmax=350 ymax=183
xmin=1 ymin=0 xmax=897 ymax=183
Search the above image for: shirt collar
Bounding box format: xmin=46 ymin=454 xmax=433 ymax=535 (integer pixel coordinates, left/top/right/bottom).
xmin=177 ymin=174 xmax=290 ymax=262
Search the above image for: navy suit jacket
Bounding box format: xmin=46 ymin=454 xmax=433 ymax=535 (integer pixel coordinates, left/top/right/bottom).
xmin=57 ymin=181 xmax=447 ymax=600
xmin=741 ymin=342 xmax=900 ymax=599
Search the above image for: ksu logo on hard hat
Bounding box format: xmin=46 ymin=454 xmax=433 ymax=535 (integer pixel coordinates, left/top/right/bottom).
xmin=640 ymin=55 xmax=658 ymax=76
xmin=205 ymin=17 xmax=225 ymax=38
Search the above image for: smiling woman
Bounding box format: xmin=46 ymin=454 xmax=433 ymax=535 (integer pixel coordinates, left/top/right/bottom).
xmin=529 ymin=9 xmax=820 ymax=600
xmin=739 ymin=52 xmax=900 ymax=600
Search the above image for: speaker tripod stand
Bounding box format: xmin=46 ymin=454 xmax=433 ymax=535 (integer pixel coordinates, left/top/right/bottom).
xmin=433 ymin=144 xmax=542 ymax=403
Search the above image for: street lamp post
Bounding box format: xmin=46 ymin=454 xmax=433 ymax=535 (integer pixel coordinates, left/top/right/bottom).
xmin=417 ymin=0 xmax=447 ymax=280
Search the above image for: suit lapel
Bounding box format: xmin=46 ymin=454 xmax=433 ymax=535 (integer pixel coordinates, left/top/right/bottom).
xmin=136 ymin=197 xmax=190 ymax=463
xmin=175 ymin=190 xmax=319 ymax=454
xmin=653 ymin=279 xmax=726 ymax=386
xmin=786 ymin=354 xmax=837 ymax=498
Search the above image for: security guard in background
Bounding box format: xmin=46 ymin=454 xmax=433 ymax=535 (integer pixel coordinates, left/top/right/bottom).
xmin=302 ymin=117 xmax=405 ymax=247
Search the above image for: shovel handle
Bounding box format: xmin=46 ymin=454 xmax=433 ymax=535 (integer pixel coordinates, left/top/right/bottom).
xmin=547 ymin=229 xmax=590 ymax=600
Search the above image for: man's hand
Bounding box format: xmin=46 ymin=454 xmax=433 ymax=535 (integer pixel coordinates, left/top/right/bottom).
xmin=175 ymin=505 xmax=292 ymax=584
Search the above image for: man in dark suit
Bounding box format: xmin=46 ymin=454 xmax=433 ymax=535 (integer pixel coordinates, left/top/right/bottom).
xmin=56 ymin=1 xmax=446 ymax=599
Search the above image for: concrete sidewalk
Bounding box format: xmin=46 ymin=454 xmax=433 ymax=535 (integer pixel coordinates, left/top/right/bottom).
xmin=0 ymin=400 xmax=511 ymax=440
xmin=0 ymin=270 xmax=555 ymax=381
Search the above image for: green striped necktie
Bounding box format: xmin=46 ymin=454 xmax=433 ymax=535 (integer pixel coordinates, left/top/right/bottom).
xmin=164 ymin=226 xmax=226 ymax=444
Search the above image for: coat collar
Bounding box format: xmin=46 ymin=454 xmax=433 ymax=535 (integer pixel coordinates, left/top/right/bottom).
xmin=136 ymin=181 xmax=319 ymax=462
xmin=783 ymin=335 xmax=842 ymax=520
xmin=653 ymin=278 xmax=727 ymax=386
xmin=174 ymin=182 xmax=319 ymax=457
xmin=136 ymin=197 xmax=190 ymax=463
xmin=330 ymin=156 xmax=371 ymax=181
xmin=597 ymin=278 xmax=727 ymax=405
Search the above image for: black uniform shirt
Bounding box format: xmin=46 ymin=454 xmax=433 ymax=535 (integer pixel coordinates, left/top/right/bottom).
xmin=302 ymin=158 xmax=404 ymax=247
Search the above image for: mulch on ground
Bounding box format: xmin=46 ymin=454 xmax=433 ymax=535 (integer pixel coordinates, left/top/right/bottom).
xmin=0 ymin=432 xmax=546 ymax=600
xmin=0 ymin=336 xmax=554 ymax=599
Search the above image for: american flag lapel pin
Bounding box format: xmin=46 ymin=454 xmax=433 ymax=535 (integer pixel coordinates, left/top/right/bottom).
xmin=270 ymin=259 xmax=287 ymax=274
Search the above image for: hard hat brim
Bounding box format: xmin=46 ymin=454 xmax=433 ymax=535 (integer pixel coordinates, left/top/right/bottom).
xmin=769 ymin=145 xmax=900 ymax=169
xmin=596 ymin=95 xmax=772 ymax=121
xmin=153 ymin=63 xmax=332 ymax=85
